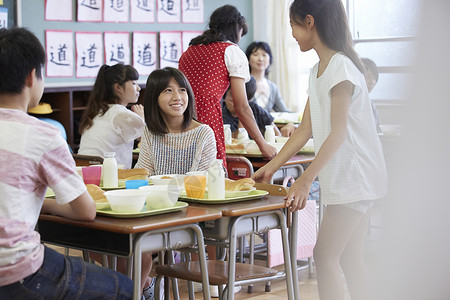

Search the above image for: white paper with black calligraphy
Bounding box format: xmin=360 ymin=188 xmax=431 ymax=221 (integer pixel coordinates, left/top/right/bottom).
xmin=77 ymin=0 xmax=103 ymax=22
xmin=104 ymin=32 xmax=130 ymax=65
xmin=159 ymin=31 xmax=182 ymax=68
xmin=157 ymin=0 xmax=180 ymax=23
xmin=130 ymin=0 xmax=155 ymax=23
xmin=46 ymin=30 xmax=74 ymax=77
xmin=104 ymin=0 xmax=129 ymax=22
xmin=181 ymin=0 xmax=203 ymax=24
xmin=76 ymin=32 xmax=103 ymax=78
xmin=133 ymin=32 xmax=157 ymax=75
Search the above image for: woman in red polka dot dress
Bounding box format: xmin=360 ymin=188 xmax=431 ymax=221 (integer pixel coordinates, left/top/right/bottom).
xmin=179 ymin=5 xmax=277 ymax=166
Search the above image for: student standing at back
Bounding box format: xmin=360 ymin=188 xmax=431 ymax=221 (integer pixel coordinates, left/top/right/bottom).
xmin=252 ymin=1 xmax=387 ymax=299
xmin=179 ymin=5 xmax=277 ymax=164
xmin=78 ymin=64 xmax=145 ymax=169
xmin=0 ymin=27 xmax=132 ymax=299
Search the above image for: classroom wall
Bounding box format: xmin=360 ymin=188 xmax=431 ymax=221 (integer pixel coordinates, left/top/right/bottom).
xmin=19 ymin=0 xmax=253 ymax=87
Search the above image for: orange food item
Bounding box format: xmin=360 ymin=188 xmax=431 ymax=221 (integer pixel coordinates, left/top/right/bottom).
xmin=161 ymin=176 xmax=173 ymax=179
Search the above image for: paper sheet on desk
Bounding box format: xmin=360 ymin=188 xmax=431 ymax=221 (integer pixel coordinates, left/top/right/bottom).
xmin=272 ymin=112 xmax=302 ymax=124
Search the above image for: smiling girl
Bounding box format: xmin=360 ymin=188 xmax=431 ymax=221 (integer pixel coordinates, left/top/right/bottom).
xmin=78 ymin=64 xmax=145 ymax=169
xmin=252 ymin=0 xmax=387 ymax=299
xmin=135 ymin=67 xmax=216 ymax=175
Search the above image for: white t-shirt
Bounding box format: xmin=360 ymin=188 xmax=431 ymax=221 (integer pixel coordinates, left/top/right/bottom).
xmin=0 ymin=108 xmax=86 ymax=285
xmin=78 ymin=104 xmax=145 ymax=169
xmin=308 ymin=53 xmax=388 ymax=204
xmin=224 ymin=43 xmax=251 ymax=82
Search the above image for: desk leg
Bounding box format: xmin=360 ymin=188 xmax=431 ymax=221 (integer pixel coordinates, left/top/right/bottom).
xmin=276 ymin=210 xmax=295 ymax=300
xmin=291 ymin=210 xmax=300 ymax=300
xmin=226 ymin=212 xmax=295 ymax=300
xmin=191 ymin=225 xmax=211 ymax=300
xmin=133 ymin=244 xmax=142 ymax=300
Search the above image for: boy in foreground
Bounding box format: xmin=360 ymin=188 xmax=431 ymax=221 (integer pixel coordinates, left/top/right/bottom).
xmin=0 ymin=27 xmax=133 ymax=299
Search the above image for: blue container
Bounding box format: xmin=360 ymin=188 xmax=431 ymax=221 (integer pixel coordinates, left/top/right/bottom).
xmin=126 ymin=179 xmax=149 ymax=189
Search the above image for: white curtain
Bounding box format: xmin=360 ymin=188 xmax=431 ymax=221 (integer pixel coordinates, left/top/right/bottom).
xmin=253 ymin=0 xmax=317 ymax=114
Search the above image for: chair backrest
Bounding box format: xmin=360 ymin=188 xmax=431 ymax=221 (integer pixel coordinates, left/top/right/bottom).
xmin=254 ymin=182 xmax=288 ymax=196
xmin=226 ymin=155 xmax=254 ymax=180
xmin=72 ymin=154 xmax=103 ymax=166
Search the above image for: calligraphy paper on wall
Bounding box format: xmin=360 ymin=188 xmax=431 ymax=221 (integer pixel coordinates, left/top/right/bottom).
xmin=104 ymin=0 xmax=129 ymax=23
xmin=159 ymin=31 xmax=182 ymax=68
xmin=104 ymin=32 xmax=130 ymax=65
xmin=157 ymin=0 xmax=180 ymax=23
xmin=133 ymin=32 xmax=157 ymax=75
xmin=76 ymin=32 xmax=103 ymax=78
xmin=182 ymin=31 xmax=201 ymax=52
xmin=77 ymin=0 xmax=103 ymax=22
xmin=0 ymin=7 xmax=7 ymax=29
xmin=45 ymin=0 xmax=72 ymax=21
xmin=130 ymin=0 xmax=155 ymax=23
xmin=46 ymin=30 xmax=74 ymax=77
xmin=181 ymin=0 xmax=203 ymax=24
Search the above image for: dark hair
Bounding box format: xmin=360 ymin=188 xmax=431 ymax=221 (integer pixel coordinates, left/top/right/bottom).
xmin=361 ymin=58 xmax=379 ymax=82
xmin=0 ymin=27 xmax=45 ymax=94
xmin=289 ymin=0 xmax=365 ymax=74
xmin=144 ymin=67 xmax=195 ymax=135
xmin=245 ymin=41 xmax=273 ymax=76
xmin=79 ymin=64 xmax=139 ymax=134
xmin=245 ymin=76 xmax=257 ymax=100
xmin=190 ymin=5 xmax=248 ymax=46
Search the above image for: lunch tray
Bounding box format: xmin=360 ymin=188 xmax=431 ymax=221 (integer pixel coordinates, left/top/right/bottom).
xmin=96 ymin=201 xmax=188 ymax=218
xmin=178 ymin=190 xmax=268 ymax=204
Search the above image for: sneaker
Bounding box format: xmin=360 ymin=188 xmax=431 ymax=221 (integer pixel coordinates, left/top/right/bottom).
xmin=209 ymin=285 xmax=242 ymax=298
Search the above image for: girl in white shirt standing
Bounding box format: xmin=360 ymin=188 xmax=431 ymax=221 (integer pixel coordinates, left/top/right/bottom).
xmin=252 ymin=1 xmax=387 ymax=299
xmin=78 ymin=64 xmax=145 ymax=169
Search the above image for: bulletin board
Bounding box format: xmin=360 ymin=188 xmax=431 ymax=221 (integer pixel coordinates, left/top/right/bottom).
xmin=0 ymin=0 xmax=16 ymax=29
xmin=19 ymin=0 xmax=254 ymax=87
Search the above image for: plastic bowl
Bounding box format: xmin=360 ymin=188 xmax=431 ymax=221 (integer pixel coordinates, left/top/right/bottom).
xmin=104 ymin=189 xmax=148 ymax=213
xmin=139 ymin=185 xmax=180 ymax=210
xmin=149 ymin=174 xmax=186 ymax=187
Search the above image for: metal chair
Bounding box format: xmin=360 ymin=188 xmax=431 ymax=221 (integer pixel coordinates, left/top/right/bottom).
xmin=155 ymin=183 xmax=295 ymax=300
xmin=225 ymin=155 xmax=254 ymax=180
xmin=72 ymin=154 xmax=103 ymax=166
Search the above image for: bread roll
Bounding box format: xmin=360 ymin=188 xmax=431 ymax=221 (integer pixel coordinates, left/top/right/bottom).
xmin=225 ymin=143 xmax=245 ymax=151
xmin=118 ymin=168 xmax=149 ymax=180
xmin=225 ymin=178 xmax=255 ymax=191
xmin=86 ymin=184 xmax=107 ymax=203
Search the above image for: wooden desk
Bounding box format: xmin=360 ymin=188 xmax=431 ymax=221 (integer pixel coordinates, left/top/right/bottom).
xmin=188 ymin=188 xmax=296 ymax=300
xmin=38 ymin=206 xmax=222 ymax=300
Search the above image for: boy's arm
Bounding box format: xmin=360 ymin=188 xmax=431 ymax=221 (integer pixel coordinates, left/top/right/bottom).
xmin=230 ymin=77 xmax=277 ymax=159
xmin=42 ymin=191 xmax=96 ymax=221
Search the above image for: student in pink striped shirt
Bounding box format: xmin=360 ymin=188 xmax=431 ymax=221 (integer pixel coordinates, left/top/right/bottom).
xmin=0 ymin=27 xmax=133 ymax=299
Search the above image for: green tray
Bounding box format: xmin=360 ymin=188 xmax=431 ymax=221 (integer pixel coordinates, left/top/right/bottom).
xmin=96 ymin=201 xmax=188 ymax=218
xmin=179 ymin=190 xmax=268 ymax=204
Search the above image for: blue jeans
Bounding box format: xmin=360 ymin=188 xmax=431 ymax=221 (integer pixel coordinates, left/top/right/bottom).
xmin=0 ymin=246 xmax=133 ymax=299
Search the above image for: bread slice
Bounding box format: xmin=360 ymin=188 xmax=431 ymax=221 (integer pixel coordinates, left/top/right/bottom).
xmin=225 ymin=178 xmax=255 ymax=191
xmin=86 ymin=184 xmax=107 ymax=203
xmin=118 ymin=168 xmax=149 ymax=180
